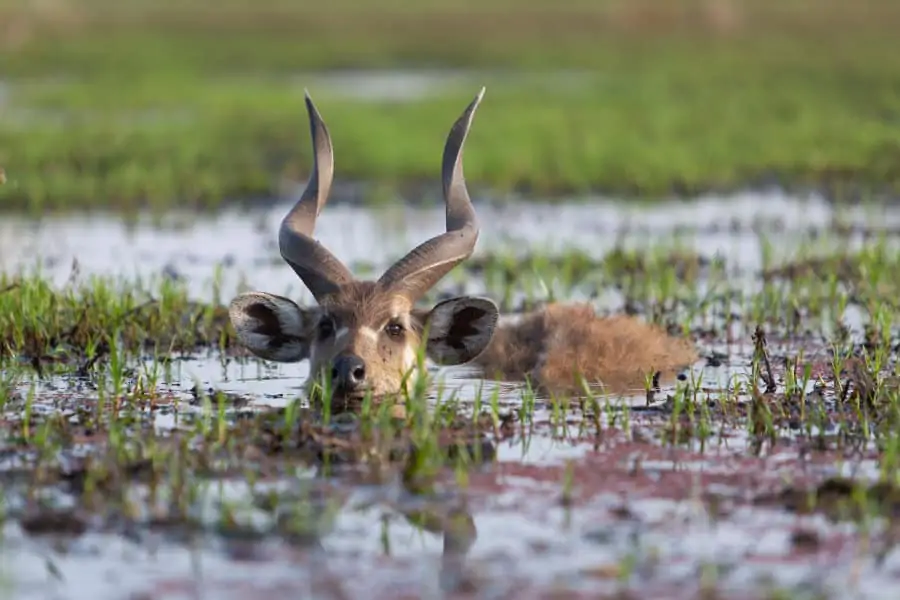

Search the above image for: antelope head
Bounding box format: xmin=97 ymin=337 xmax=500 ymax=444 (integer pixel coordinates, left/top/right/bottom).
xmin=228 ymin=89 xmax=499 ymax=405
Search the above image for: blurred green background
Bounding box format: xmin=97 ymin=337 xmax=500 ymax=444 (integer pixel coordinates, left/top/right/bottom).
xmin=1 ymin=0 xmax=899 ymax=214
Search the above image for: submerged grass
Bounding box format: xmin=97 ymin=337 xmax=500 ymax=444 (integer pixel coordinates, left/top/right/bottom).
xmin=4 ymin=221 xmax=900 ymax=595
xmin=2 ymin=0 xmax=900 ymax=212
xmin=0 ymin=211 xmax=900 ymax=587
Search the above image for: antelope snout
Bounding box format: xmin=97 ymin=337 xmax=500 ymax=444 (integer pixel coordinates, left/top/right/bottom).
xmin=331 ymin=353 xmax=367 ymax=392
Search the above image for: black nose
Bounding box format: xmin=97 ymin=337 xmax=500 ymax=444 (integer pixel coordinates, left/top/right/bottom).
xmin=331 ymin=354 xmax=366 ymax=391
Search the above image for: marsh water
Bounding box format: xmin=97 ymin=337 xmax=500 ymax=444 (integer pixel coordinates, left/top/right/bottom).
xmin=3 ymin=190 xmax=900 ymax=599
xmin=2 ymin=190 xmax=896 ymax=300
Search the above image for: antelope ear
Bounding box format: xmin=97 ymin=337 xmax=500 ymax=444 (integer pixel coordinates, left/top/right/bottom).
xmin=228 ymin=292 xmax=316 ymax=362
xmin=423 ymin=296 xmax=499 ymax=365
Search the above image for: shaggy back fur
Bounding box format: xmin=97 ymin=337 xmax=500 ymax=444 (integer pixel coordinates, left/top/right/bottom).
xmin=472 ymin=302 xmax=697 ymax=395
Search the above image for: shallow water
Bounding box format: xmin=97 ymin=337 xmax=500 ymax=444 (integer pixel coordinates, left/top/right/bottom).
xmin=3 ymin=191 xmax=900 ymax=598
xmin=4 ymin=491 xmax=898 ymax=600
xmin=2 ymin=390 xmax=895 ymax=600
xmin=1 ymin=329 xmax=882 ymax=599
xmin=1 ymin=190 xmax=897 ymax=304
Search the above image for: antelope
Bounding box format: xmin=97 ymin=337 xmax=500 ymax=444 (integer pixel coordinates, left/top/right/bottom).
xmin=228 ymin=89 xmax=698 ymax=408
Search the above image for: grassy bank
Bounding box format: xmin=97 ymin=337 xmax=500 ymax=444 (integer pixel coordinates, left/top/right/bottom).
xmin=1 ymin=0 xmax=900 ymax=212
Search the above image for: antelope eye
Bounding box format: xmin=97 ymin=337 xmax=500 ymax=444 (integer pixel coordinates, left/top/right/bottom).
xmin=384 ymin=321 xmax=404 ymax=338
xmin=317 ymin=317 xmax=335 ymax=340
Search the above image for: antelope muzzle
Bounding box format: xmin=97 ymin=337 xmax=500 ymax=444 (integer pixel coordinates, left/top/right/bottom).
xmin=330 ymin=353 xmax=367 ymax=395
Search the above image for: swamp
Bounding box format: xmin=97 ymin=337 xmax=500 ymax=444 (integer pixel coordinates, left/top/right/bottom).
xmin=2 ymin=1 xmax=900 ymax=598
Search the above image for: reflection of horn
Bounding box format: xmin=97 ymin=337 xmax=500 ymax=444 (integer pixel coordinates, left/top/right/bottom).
xmin=304 ymin=423 xmax=491 ymax=595
xmin=279 ymin=92 xmax=355 ymax=302
xmin=377 ymin=88 xmax=486 ymax=305
xmin=397 ymin=436 xmax=491 ymax=593
xmin=396 ymin=503 xmax=477 ymax=593
xmin=440 ymin=508 xmax=478 ymax=592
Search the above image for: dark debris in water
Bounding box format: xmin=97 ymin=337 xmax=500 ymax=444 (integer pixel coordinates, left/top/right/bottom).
xmin=760 ymin=476 xmax=900 ymax=522
xmin=20 ymin=508 xmax=89 ymax=537
xmin=190 ymin=384 xmax=252 ymax=409
xmin=243 ymin=406 xmax=505 ymax=472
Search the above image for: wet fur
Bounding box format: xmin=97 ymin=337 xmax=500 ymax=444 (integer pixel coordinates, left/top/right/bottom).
xmin=472 ymin=303 xmax=698 ymax=395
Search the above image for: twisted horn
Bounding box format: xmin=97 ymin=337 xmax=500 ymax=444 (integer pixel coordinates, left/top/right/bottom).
xmin=377 ymin=88 xmax=485 ymax=303
xmin=278 ymin=91 xmax=355 ymax=302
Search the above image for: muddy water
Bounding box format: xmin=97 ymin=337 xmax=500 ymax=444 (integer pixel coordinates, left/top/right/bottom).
xmin=3 ymin=192 xmax=900 ymax=599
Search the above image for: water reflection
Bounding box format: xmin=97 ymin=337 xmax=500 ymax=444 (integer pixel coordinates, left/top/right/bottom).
xmin=2 ymin=192 xmax=897 ymax=304
xmin=2 ymin=191 xmax=899 ymax=598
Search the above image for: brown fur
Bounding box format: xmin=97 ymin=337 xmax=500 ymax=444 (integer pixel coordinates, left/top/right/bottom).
xmin=233 ymin=284 xmax=698 ymax=402
xmin=229 ymin=89 xmax=699 ymax=407
xmin=318 ymin=282 xmax=409 ymax=327
xmin=304 ymin=282 xmax=425 ymax=400
xmin=230 ymin=279 xmax=499 ymax=410
xmin=472 ymin=303 xmax=698 ymax=395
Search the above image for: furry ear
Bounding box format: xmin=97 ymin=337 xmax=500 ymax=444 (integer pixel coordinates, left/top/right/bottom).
xmin=228 ymin=292 xmax=315 ymax=362
xmin=423 ymin=296 xmax=499 ymax=365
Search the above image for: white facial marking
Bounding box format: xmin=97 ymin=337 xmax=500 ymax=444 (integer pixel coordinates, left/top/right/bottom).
xmin=334 ymin=326 xmax=350 ymax=344
xmin=402 ymin=344 xmax=419 ymax=370
xmin=359 ymin=326 xmax=379 ymax=342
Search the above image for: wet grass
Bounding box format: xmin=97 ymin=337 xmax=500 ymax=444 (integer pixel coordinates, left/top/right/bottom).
xmin=0 ymin=271 xmax=502 ymax=577
xmin=2 ymin=0 xmax=900 ymax=213
xmin=5 ymin=222 xmax=900 ymax=595
xmin=0 ymin=271 xmax=233 ymax=364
